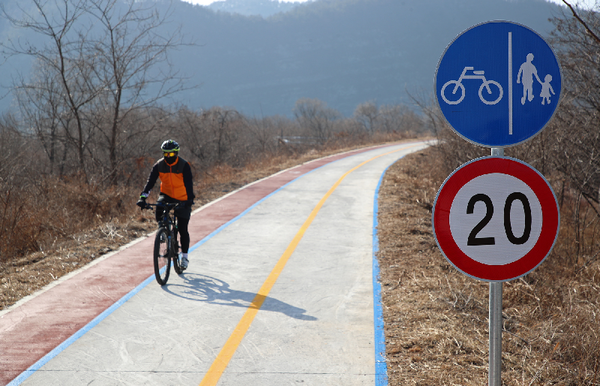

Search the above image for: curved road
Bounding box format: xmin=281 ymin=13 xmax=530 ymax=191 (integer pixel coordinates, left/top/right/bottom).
xmin=0 ymin=141 xmax=429 ymax=386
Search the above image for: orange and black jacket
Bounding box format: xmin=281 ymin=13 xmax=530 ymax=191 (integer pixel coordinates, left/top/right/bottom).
xmin=142 ymin=157 xmax=195 ymax=202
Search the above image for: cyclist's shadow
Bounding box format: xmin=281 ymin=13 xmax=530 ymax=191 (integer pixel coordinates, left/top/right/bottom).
xmin=162 ymin=273 xmax=318 ymax=321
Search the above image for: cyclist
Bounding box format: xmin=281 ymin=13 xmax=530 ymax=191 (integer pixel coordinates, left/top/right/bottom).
xmin=137 ymin=140 xmax=195 ymax=270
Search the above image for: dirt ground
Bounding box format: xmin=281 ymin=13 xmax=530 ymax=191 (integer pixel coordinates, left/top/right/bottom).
xmin=1 ymin=144 xmax=588 ymax=385
xmin=376 ymin=148 xmax=600 ymax=386
xmin=376 ymin=148 xmax=493 ymax=385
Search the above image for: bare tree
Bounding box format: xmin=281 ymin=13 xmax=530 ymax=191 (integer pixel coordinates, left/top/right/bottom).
xmin=354 ymin=101 xmax=378 ymax=134
xmin=2 ymin=0 xmax=191 ymax=184
xmin=293 ymin=98 xmax=340 ymax=145
xmin=378 ymin=104 xmax=424 ymax=134
xmin=14 ymin=60 xmax=71 ymax=176
xmin=408 ymin=90 xmax=447 ymax=136
xmin=206 ymin=108 xmax=244 ymax=165
xmin=246 ymin=116 xmax=280 ymax=155
xmin=549 ymin=4 xmax=600 ymax=213
xmin=86 ymin=0 xmax=190 ymax=183
xmin=2 ymin=0 xmax=97 ymax=178
xmin=177 ymin=107 xmax=244 ymax=169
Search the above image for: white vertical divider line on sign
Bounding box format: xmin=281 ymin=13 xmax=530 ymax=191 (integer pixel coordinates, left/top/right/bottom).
xmin=508 ymin=32 xmax=513 ymax=136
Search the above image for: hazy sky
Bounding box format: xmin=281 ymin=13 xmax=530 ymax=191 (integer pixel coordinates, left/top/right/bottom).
xmin=179 ymin=0 xmax=596 ymax=10
xmin=182 ymin=0 xmax=311 ymax=5
xmin=547 ymin=0 xmax=597 ymax=8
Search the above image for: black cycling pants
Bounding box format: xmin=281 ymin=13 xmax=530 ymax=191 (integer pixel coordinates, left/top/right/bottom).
xmin=156 ymin=194 xmax=192 ymax=253
xmin=176 ymin=217 xmax=190 ymax=253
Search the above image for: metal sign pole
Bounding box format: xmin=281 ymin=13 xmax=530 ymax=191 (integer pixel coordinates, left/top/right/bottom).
xmin=489 ymin=147 xmax=504 ymax=386
xmin=489 ymin=281 xmax=502 ymax=386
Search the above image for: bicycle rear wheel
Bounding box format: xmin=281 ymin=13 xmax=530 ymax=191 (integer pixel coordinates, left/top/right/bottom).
xmin=153 ymin=228 xmax=171 ymax=285
xmin=172 ymin=225 xmax=183 ymax=274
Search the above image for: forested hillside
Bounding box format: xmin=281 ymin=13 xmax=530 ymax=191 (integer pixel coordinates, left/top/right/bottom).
xmin=208 ymin=0 xmax=302 ymax=16
xmin=0 ymin=0 xmax=565 ymax=117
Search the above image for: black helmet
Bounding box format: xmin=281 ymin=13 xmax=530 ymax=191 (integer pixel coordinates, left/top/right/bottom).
xmin=161 ymin=139 xmax=180 ymax=153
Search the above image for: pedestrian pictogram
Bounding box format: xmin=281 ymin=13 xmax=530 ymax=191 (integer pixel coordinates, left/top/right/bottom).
xmin=435 ymin=21 xmax=562 ymax=147
xmin=432 ymin=157 xmax=559 ymax=282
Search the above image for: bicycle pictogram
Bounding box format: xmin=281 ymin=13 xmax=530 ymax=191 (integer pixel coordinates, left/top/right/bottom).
xmin=441 ymin=66 xmax=504 ymax=105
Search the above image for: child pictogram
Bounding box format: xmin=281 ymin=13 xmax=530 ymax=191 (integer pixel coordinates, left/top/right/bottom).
xmin=540 ymin=74 xmax=555 ymax=105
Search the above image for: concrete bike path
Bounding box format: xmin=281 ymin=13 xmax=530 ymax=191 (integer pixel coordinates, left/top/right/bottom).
xmin=0 ymin=141 xmax=429 ymax=386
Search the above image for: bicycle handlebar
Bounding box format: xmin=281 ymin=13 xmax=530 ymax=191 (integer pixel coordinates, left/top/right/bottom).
xmin=141 ymin=201 xmax=184 ymax=211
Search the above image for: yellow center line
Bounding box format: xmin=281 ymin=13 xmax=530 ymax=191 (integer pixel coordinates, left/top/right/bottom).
xmin=199 ymin=144 xmax=419 ymax=386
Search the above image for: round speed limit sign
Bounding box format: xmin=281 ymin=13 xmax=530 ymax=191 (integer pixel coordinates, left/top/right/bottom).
xmin=432 ymin=157 xmax=559 ymax=282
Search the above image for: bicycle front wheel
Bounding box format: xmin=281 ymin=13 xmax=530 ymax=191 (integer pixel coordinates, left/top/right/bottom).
xmin=172 ymin=239 xmax=182 ymax=275
xmin=479 ymin=80 xmax=503 ymax=105
xmin=153 ymin=228 xmax=171 ymax=285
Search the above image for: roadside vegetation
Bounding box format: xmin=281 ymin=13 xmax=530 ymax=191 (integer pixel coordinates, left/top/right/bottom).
xmin=0 ymin=99 xmax=426 ymax=309
xmin=376 ymin=4 xmax=600 ymax=384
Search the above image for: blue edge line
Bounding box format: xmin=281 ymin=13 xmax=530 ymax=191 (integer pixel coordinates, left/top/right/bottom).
xmin=372 ymin=158 xmax=405 ymax=386
xmin=10 ymin=154 xmax=403 ymax=386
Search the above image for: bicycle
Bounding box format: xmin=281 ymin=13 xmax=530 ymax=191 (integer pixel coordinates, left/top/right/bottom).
xmin=142 ymin=202 xmax=184 ymax=285
xmin=441 ymin=66 xmax=503 ymax=106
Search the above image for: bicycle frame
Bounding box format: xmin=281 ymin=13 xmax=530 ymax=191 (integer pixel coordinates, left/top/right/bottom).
xmin=159 ymin=204 xmax=178 ymax=240
xmin=452 ymin=66 xmax=488 ymax=93
xmin=145 ymin=202 xmax=179 ymax=242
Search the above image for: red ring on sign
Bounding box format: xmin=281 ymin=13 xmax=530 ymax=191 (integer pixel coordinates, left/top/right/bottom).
xmin=433 ymin=157 xmax=559 ymax=281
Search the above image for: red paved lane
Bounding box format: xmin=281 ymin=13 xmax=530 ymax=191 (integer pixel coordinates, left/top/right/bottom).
xmin=0 ymin=145 xmax=392 ymax=385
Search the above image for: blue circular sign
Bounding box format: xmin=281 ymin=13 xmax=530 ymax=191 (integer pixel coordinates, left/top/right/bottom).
xmin=435 ymin=21 xmax=562 ymax=147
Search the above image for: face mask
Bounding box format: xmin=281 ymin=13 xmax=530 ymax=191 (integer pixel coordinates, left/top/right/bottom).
xmin=164 ymin=154 xmax=178 ymax=164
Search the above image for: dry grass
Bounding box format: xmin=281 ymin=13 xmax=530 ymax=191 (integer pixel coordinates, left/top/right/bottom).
xmin=377 ymin=147 xmax=600 ymax=385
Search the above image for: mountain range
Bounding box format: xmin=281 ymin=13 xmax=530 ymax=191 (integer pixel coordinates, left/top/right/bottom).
xmin=208 ymin=0 xmax=310 ymax=17
xmin=0 ymin=0 xmax=567 ymax=117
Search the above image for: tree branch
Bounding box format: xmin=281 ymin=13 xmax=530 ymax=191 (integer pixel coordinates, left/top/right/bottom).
xmin=563 ymin=0 xmax=600 ymax=44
